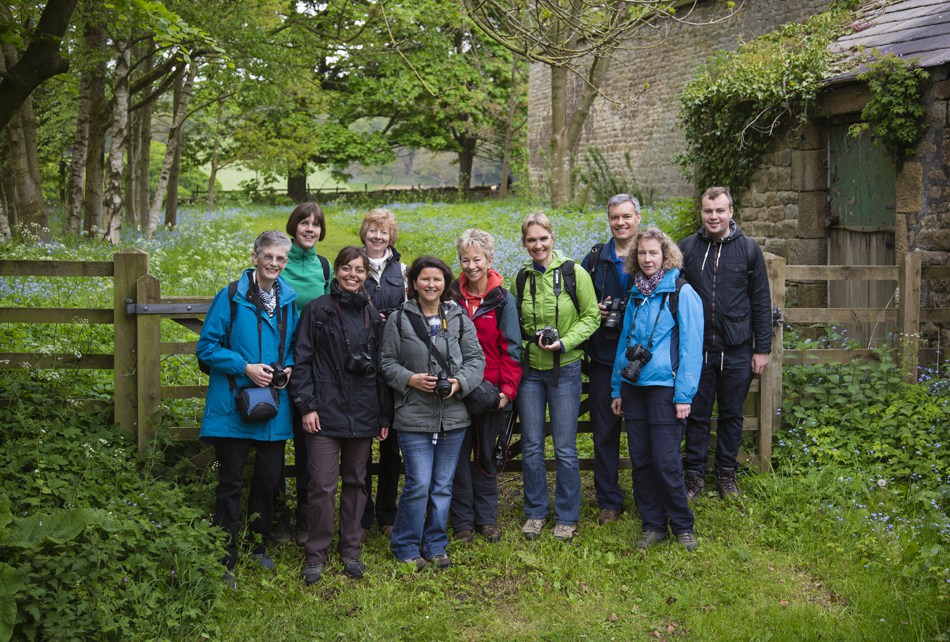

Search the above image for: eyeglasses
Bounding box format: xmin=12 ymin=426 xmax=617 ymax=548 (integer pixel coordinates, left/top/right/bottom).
xmin=258 ymin=253 xmax=288 ymax=265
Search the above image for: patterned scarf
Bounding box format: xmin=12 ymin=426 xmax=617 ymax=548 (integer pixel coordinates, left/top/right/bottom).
xmin=257 ymin=282 xmax=278 ymax=317
xmin=634 ymin=269 xmax=667 ymax=298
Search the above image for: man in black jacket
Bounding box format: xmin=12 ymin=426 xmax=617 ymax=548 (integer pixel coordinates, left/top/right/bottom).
xmin=581 ymin=194 xmax=640 ymax=524
xmin=679 ymin=187 xmax=772 ymax=500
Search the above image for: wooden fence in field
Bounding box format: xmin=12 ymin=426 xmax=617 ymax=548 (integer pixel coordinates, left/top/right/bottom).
xmin=2 ymin=249 xmax=947 ymax=474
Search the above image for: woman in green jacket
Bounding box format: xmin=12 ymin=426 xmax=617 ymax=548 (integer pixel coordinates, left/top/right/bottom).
xmin=517 ymin=212 xmax=600 ymax=542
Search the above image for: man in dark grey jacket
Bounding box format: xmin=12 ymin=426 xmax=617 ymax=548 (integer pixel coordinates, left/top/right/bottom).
xmin=679 ymin=187 xmax=772 ymax=500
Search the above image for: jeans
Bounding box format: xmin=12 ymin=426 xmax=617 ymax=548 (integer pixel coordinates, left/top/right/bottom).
xmin=684 ymin=347 xmax=755 ymax=475
xmin=518 ymin=359 xmax=582 ymax=525
xmin=622 ymin=384 xmax=693 ymax=535
xmin=588 ymin=360 xmax=626 ymax=511
xmin=390 ymin=428 xmax=466 ymax=561
xmin=213 ymin=438 xmax=285 ymax=569
xmin=450 ymin=417 xmax=501 ymax=531
xmin=304 ymin=434 xmax=372 ymax=564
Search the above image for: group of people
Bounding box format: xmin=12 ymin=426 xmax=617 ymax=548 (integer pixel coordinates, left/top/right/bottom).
xmin=196 ymin=186 xmax=773 ymax=587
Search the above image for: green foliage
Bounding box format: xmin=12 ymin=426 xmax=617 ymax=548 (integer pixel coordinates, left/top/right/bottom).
xmin=677 ymin=11 xmax=846 ymax=200
xmin=575 ymin=147 xmax=655 ymax=210
xmin=0 ymin=374 xmax=224 ymax=641
xmin=848 ymin=51 xmax=929 ymax=164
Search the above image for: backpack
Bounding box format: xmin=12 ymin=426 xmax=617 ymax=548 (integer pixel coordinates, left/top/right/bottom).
xmin=514 ymin=261 xmax=581 ymax=337
xmin=198 ymin=280 xmax=239 ymax=375
xmin=584 ymin=243 xmax=605 ymax=283
xmin=318 ymin=254 xmax=330 ymax=283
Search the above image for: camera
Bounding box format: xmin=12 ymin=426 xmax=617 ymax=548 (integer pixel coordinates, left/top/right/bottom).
xmin=621 ymin=343 xmax=652 ymax=382
xmin=269 ymin=363 xmax=289 ymax=388
xmin=435 ymin=370 xmax=453 ymax=398
xmin=536 ymin=326 xmax=559 ymax=347
xmin=345 ymin=351 xmax=377 ymax=377
xmin=601 ymin=297 xmax=625 ymax=337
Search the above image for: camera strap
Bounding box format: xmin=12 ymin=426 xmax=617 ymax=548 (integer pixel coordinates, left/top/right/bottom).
xmin=227 ymin=278 xmax=286 ymax=394
xmin=626 ymin=294 xmax=667 ymax=352
xmin=335 ymin=300 xmax=370 ymax=355
xmin=405 ymin=307 xmax=454 ymax=377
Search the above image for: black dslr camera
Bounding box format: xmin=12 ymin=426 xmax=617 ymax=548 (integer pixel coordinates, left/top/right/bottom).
xmin=601 ymin=297 xmax=626 ymax=337
xmin=621 ymin=344 xmax=652 ymax=382
xmin=536 ymin=326 xmax=559 ymax=347
xmin=435 ymin=370 xmax=453 ymax=398
xmin=346 ymin=351 xmax=377 ymax=377
xmin=269 ymin=363 xmax=289 ymax=388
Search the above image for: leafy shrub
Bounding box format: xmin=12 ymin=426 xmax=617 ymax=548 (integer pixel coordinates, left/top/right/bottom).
xmin=0 ymin=374 xmax=225 ymax=641
xmin=575 ymin=147 xmax=655 ymax=210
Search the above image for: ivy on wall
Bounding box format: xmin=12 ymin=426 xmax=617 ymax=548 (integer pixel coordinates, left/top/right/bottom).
xmin=676 ymin=3 xmax=931 ymax=202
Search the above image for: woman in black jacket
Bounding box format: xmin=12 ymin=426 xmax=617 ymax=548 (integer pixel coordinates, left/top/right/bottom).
xmin=289 ymin=246 xmax=392 ymax=585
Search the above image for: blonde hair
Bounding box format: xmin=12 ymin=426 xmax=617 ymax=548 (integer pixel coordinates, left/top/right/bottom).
xmin=520 ymin=211 xmax=554 ymax=244
xmin=359 ymin=208 xmax=399 ymax=247
xmin=625 ymin=226 xmax=683 ymax=274
xmin=456 ymin=228 xmax=495 ymax=264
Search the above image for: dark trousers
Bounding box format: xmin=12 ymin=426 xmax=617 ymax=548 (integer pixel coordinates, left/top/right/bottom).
xmin=274 ymin=408 xmax=311 ymax=529
xmin=588 ymin=360 xmax=626 ymax=511
xmin=304 ymin=433 xmax=372 ymax=564
xmin=213 ymin=437 xmax=285 ymax=569
xmin=622 ymin=384 xmax=693 ymax=535
xmin=684 ymin=347 xmax=755 ymax=475
xmin=450 ymin=417 xmax=501 ymax=531
xmin=361 ymin=432 xmax=400 ymax=529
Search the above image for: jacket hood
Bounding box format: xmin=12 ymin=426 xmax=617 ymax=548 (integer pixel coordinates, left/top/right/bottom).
xmin=330 ymin=279 xmax=371 ymax=309
xmin=696 ymin=219 xmax=742 ymax=244
xmin=289 ymin=243 xmax=317 ymax=262
xmin=521 ymin=249 xmax=571 ymax=273
xmin=629 ymin=267 xmax=682 ymax=297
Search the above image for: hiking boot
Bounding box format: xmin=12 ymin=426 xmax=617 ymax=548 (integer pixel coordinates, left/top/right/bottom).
xmin=300 ymin=562 xmax=324 ymax=586
xmin=522 ymin=518 xmax=546 ymax=541
xmin=597 ymin=508 xmax=620 ymax=525
xmin=400 ymin=557 xmax=427 ymax=571
xmin=342 ymin=557 xmax=366 ymax=579
xmin=676 ymin=531 xmax=699 ymax=552
xmin=552 ymin=523 xmax=577 ymax=541
xmin=685 ymin=471 xmax=706 ymax=503
xmin=454 ymin=529 xmax=474 ymax=543
xmin=476 ymin=524 xmax=502 ymax=543
xmin=429 ymin=554 xmax=451 ymax=569
xmin=635 ymin=530 xmax=668 ymax=549
xmin=716 ymin=468 xmax=740 ymax=499
xmin=254 ymin=552 xmax=275 ymax=570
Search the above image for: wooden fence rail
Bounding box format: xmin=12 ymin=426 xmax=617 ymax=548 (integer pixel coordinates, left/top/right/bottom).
xmin=3 ymin=249 xmax=946 ymax=474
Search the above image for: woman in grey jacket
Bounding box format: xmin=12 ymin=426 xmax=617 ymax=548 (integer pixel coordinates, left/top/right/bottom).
xmin=380 ymin=256 xmax=485 ymax=570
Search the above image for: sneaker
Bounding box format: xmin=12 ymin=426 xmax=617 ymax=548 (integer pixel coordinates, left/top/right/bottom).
xmin=635 ymin=530 xmax=668 ymax=549
xmin=552 ymin=523 xmax=577 ymax=541
xmin=429 ymin=553 xmax=451 ymax=569
xmin=522 ymin=518 xmax=546 ymax=541
xmin=716 ymin=468 xmax=740 ymax=499
xmin=222 ymin=571 xmax=236 ymax=590
xmin=454 ymin=529 xmax=474 ymax=543
xmin=685 ymin=471 xmax=706 ymax=503
xmin=597 ymin=508 xmax=620 ymax=525
xmin=676 ymin=531 xmax=699 ymax=552
xmin=342 ymin=557 xmax=366 ymax=579
xmin=400 ymin=557 xmax=427 ymax=571
xmin=254 ymin=552 xmax=275 ymax=570
xmin=300 ymin=562 xmax=324 ymax=585
xmin=476 ymin=524 xmax=502 ymax=543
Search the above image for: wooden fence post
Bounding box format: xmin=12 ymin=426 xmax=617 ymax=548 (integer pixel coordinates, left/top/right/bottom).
xmin=136 ymin=274 xmax=162 ymax=450
xmin=113 ymin=248 xmax=148 ymax=435
xmin=897 ymin=251 xmax=921 ymax=383
xmin=758 ymin=253 xmax=786 ymax=473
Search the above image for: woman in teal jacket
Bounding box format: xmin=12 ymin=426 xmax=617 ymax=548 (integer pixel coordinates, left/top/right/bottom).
xmin=609 ymin=226 xmax=702 ymax=552
xmin=198 ymin=230 xmax=298 ymax=581
xmin=517 ymin=212 xmax=600 ymax=542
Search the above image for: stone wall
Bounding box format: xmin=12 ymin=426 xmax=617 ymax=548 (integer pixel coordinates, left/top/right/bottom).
xmin=526 ymin=0 xmax=831 ymax=200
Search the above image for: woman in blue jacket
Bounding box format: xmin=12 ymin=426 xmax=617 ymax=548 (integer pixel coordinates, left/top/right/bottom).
xmin=198 ymin=230 xmax=298 ymax=582
xmin=610 ymin=226 xmax=702 ymax=552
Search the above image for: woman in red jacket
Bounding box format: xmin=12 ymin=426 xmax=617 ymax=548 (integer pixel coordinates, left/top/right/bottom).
xmin=449 ymin=229 xmax=522 ymax=543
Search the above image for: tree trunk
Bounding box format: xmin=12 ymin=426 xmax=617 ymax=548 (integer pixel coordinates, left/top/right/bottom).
xmin=147 ymin=63 xmax=194 ymax=237
xmin=287 ymin=165 xmax=307 ymax=202
xmin=456 ymin=134 xmax=476 ymax=192
xmin=206 ymin=101 xmax=223 ymax=212
xmin=102 ymin=42 xmax=130 ymax=245
xmin=81 ymin=24 xmax=108 ymax=236
xmin=548 ymin=55 xmax=609 ymax=209
xmin=498 ymin=55 xmax=523 ymax=199
xmin=129 ymin=39 xmax=155 ymax=229
xmin=164 ymin=129 xmax=181 ymax=228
